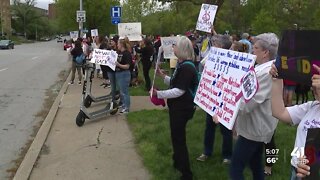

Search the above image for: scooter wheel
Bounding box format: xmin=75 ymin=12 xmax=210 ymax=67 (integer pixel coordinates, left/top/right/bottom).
xmin=84 ymin=96 xmax=92 ymax=108
xmin=76 ymin=111 xmax=86 ymax=127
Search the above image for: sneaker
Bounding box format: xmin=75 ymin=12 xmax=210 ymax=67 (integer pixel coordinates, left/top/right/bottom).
xmin=222 ymin=158 xmax=231 ymax=164
xmin=119 ymin=108 xmax=129 ymax=114
xmin=78 ymin=81 xmax=82 ymax=85
xmin=68 ymin=81 xmax=74 ymax=85
xmin=196 ymin=154 xmax=208 ymax=162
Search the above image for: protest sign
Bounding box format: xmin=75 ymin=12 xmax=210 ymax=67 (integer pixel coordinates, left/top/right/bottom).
xmin=275 ymin=30 xmax=320 ymax=86
xmin=196 ymin=4 xmax=218 ymax=33
xmin=90 ymin=49 xmax=118 ymax=71
xmin=70 ymin=31 xmax=79 ymax=40
xmin=91 ymin=29 xmax=98 ymax=37
xmin=160 ymin=36 xmax=180 ymax=59
xmin=118 ymin=22 xmax=142 ymax=41
xmin=194 ymin=47 xmax=257 ymax=130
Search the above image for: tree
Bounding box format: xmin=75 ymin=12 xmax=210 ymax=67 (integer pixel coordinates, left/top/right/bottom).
xmin=55 ymin=0 xmax=119 ymax=36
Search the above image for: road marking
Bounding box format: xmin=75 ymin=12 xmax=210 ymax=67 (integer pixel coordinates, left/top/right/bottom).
xmin=0 ymin=68 xmax=8 ymax=72
xmin=32 ymin=56 xmax=39 ymax=60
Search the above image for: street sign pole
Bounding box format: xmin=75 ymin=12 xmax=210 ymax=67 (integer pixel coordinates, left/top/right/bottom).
xmin=79 ymin=0 xmax=83 ymax=38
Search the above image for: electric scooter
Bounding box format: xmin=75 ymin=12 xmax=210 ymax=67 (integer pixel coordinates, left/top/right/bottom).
xmin=75 ymin=61 xmax=119 ymax=127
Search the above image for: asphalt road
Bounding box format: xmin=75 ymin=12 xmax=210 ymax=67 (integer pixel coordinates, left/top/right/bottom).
xmin=0 ymin=39 xmax=70 ymax=179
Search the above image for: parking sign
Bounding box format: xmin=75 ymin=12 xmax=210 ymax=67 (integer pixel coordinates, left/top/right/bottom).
xmin=76 ymin=10 xmax=86 ymax=22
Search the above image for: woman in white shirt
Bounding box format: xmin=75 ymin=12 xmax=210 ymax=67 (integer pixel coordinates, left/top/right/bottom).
xmin=270 ymin=64 xmax=320 ymax=179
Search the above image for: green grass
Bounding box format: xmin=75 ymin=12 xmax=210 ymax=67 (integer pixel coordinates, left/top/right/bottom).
xmin=127 ymin=109 xmax=297 ymax=180
xmin=129 ymin=61 xmax=171 ymax=96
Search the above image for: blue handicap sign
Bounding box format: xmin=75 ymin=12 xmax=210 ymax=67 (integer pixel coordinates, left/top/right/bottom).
xmin=111 ymin=6 xmax=121 ymax=18
xmin=111 ymin=17 xmax=121 ymax=25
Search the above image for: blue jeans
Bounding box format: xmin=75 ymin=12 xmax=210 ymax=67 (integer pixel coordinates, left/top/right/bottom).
xmin=203 ymin=113 xmax=233 ymax=159
xmin=115 ymin=70 xmax=131 ymax=110
xmin=107 ymin=71 xmax=117 ymax=102
xmin=230 ymin=136 xmax=264 ymax=180
xmin=290 ymin=166 xmax=302 ymax=180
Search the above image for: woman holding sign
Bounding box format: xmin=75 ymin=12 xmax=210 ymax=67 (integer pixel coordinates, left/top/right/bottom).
xmin=270 ymin=63 xmax=320 ymax=179
xmin=229 ymin=33 xmax=279 ymax=180
xmin=115 ymin=39 xmax=132 ymax=114
xmin=151 ymin=36 xmax=198 ymax=180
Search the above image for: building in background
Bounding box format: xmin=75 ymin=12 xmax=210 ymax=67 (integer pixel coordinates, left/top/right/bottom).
xmin=0 ymin=0 xmax=12 ymax=37
xmin=48 ymin=3 xmax=57 ymax=20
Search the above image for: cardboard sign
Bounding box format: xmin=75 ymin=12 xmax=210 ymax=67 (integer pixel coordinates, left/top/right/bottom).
xmin=90 ymin=49 xmax=118 ymax=71
xmin=194 ymin=47 xmax=257 ymax=130
xmin=70 ymin=31 xmax=79 ymax=40
xmin=91 ymin=29 xmax=98 ymax=37
xmin=118 ymin=22 xmax=142 ymax=41
xmin=160 ymin=36 xmax=180 ymax=59
xmin=275 ymin=30 xmax=320 ymax=86
xmin=196 ymin=4 xmax=218 ymax=33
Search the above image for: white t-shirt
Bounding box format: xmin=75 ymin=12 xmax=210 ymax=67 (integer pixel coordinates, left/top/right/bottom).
xmin=287 ymin=101 xmax=320 ymax=167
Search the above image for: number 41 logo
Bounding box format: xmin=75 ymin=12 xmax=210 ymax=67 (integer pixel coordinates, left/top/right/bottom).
xmin=291 ymin=147 xmax=305 ymax=158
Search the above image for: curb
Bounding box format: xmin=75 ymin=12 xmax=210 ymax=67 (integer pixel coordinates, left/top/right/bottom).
xmin=13 ymin=72 xmax=71 ymax=180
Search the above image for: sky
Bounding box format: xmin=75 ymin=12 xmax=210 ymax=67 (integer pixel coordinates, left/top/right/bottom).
xmin=35 ymin=0 xmax=54 ymax=10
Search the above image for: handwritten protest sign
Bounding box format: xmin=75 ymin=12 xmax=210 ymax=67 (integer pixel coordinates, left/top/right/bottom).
xmin=194 ymin=47 xmax=257 ymax=130
xmin=196 ymin=4 xmax=218 ymax=33
xmin=275 ymin=30 xmax=320 ymax=86
xmin=118 ymin=22 xmax=142 ymax=41
xmin=90 ymin=49 xmax=118 ymax=71
xmin=91 ymin=29 xmax=98 ymax=37
xmin=160 ymin=36 xmax=180 ymax=59
xmin=70 ymin=31 xmax=79 ymax=40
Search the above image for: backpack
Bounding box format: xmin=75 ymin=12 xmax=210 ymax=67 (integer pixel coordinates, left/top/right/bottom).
xmin=75 ymin=53 xmax=86 ymax=64
xmin=181 ymin=61 xmax=201 ymax=100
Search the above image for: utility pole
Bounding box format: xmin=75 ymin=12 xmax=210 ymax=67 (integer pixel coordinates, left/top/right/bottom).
xmin=79 ymin=0 xmax=83 ymax=38
xmin=1 ymin=11 xmax=3 ymax=37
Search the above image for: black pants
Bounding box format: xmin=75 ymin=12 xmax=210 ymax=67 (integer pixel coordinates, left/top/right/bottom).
xmin=142 ymin=61 xmax=152 ymax=91
xmin=265 ymin=134 xmax=276 ymax=167
xmin=100 ymin=65 xmax=109 ymax=80
xmin=169 ymin=108 xmax=194 ymax=180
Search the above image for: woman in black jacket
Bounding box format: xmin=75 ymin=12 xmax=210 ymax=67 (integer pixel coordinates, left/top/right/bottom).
xmin=70 ymin=40 xmax=83 ymax=85
xmin=135 ymin=38 xmax=154 ymax=91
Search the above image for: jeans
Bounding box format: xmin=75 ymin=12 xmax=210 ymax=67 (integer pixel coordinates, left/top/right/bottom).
xmin=142 ymin=61 xmax=152 ymax=91
xmin=169 ymin=108 xmax=194 ymax=180
xmin=71 ymin=61 xmax=82 ymax=82
xmin=115 ymin=70 xmax=131 ymax=110
xmin=230 ymin=136 xmax=264 ymax=180
xmin=107 ymin=71 xmax=117 ymax=102
xmin=290 ymin=166 xmax=302 ymax=180
xmin=203 ymin=113 xmax=232 ymax=159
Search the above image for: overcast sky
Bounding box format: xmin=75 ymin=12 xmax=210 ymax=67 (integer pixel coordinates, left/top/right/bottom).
xmin=35 ymin=0 xmax=54 ymax=10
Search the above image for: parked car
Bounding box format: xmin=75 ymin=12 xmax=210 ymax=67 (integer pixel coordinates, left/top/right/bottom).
xmin=63 ymin=41 xmax=72 ymax=50
xmin=0 ymin=40 xmax=14 ymax=49
xmin=57 ymin=37 xmax=63 ymax=43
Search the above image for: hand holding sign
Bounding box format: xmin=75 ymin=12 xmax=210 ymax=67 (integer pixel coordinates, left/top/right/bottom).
xmin=312 ymin=64 xmax=320 ymax=100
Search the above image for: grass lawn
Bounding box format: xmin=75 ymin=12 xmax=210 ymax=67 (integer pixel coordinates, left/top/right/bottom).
xmin=127 ymin=60 xmax=297 ymax=179
xmin=127 ymin=109 xmax=297 ymax=180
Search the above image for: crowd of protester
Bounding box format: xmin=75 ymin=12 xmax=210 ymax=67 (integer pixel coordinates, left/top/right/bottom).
xmin=65 ymin=27 xmax=318 ymax=180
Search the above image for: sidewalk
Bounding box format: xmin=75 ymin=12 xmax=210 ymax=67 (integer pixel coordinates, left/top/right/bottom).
xmin=14 ymin=74 xmax=164 ymax=180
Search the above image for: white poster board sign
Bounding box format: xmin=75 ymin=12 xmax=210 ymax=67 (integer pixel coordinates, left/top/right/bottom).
xmin=90 ymin=49 xmax=118 ymax=71
xmin=160 ymin=36 xmax=180 ymax=59
xmin=118 ymin=22 xmax=142 ymax=41
xmin=91 ymin=29 xmax=98 ymax=37
xmin=196 ymin=4 xmax=218 ymax=33
xmin=70 ymin=31 xmax=79 ymax=40
xmin=194 ymin=47 xmax=257 ymax=130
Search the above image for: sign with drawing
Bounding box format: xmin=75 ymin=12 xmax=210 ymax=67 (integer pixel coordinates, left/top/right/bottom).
xmin=118 ymin=22 xmax=142 ymax=41
xmin=160 ymin=36 xmax=180 ymax=59
xmin=194 ymin=47 xmax=257 ymax=130
xmin=196 ymin=4 xmax=218 ymax=33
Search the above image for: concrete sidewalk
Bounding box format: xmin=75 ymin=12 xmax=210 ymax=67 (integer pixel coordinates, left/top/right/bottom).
xmin=14 ymin=74 xmax=165 ymax=180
